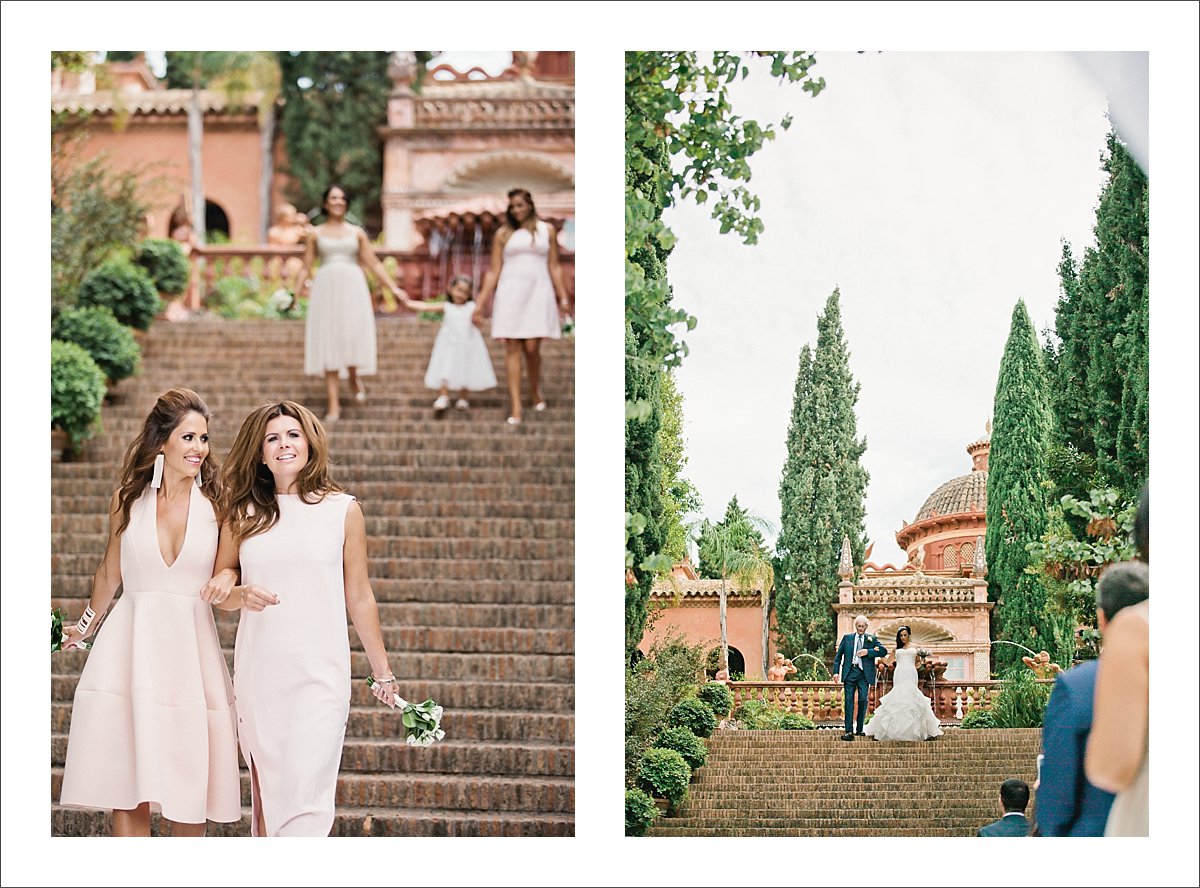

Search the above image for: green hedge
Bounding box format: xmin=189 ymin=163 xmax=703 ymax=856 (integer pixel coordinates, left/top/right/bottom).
xmin=959 ymin=707 xmax=998 ymax=730
xmin=989 ymin=667 xmax=1053 ymax=728
xmin=51 ymin=339 xmax=106 ymax=444
xmin=638 ymin=747 xmax=690 ymax=808
xmin=51 ymin=306 xmax=141 ymax=383
xmin=653 ymin=725 xmax=708 ymax=771
xmin=78 ymin=258 xmax=162 ymax=330
xmin=624 ymin=787 xmax=658 ymax=837
xmin=136 ymin=238 xmax=190 ymax=295
xmin=731 ymin=699 xmax=816 ymax=730
xmin=696 ymin=681 xmax=734 ymax=716
xmin=668 ymin=697 xmax=717 ymax=739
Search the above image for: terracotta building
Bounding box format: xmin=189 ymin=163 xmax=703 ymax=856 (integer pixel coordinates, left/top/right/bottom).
xmin=640 ymin=426 xmax=997 ymax=682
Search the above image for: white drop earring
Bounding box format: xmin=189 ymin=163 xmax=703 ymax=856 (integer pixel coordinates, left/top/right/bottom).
xmin=150 ymin=452 xmax=165 ymax=489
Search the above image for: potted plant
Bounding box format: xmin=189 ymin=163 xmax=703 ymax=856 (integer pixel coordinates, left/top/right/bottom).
xmin=51 ymin=339 xmax=106 ymax=458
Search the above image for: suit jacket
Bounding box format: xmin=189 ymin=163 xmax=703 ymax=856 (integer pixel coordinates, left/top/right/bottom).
xmin=1036 ymin=659 xmax=1115 ymax=836
xmin=977 ymin=813 xmax=1030 ymax=837
xmin=832 ymin=632 xmax=887 ymax=684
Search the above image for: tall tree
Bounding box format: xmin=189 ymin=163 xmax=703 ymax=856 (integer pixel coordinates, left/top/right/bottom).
xmin=656 ymin=371 xmax=701 ymax=564
xmin=696 ymin=495 xmax=764 ymax=579
xmin=774 ymin=289 xmax=869 ymax=659
xmin=1046 ymin=133 xmax=1148 ymax=500
xmin=624 ymin=52 xmax=825 ymax=660
xmin=986 ymin=300 xmax=1070 ymax=670
xmin=277 ymin=51 xmax=391 ymax=230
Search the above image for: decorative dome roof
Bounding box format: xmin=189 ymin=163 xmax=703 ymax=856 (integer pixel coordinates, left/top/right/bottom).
xmin=915 ymin=470 xmax=987 ymax=521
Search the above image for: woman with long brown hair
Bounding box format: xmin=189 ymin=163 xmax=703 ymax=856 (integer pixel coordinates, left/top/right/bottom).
xmin=58 ymin=388 xmax=241 ymax=835
xmin=210 ymin=400 xmax=399 ymax=836
xmin=473 ymin=187 xmax=571 ymax=425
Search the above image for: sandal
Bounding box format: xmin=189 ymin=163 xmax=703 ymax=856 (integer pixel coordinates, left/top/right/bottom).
xmin=354 ymin=380 xmax=367 ymax=402
xmin=432 ymin=395 xmax=451 ymax=412
xmin=455 ymin=398 xmax=470 ymax=410
xmin=506 ymin=416 xmax=521 ymax=426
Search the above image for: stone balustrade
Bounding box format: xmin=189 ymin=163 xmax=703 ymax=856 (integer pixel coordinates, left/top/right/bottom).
xmin=728 ymin=678 xmax=1053 ymax=725
xmin=186 ymin=245 xmax=575 ymax=310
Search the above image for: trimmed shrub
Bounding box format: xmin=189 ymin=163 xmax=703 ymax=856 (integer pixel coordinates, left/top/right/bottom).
xmin=779 ymin=712 xmax=817 ymax=730
xmin=135 ymin=238 xmax=190 ymax=295
xmin=51 ymin=306 xmax=141 ymax=383
xmin=960 ymin=707 xmax=998 ymax=730
xmin=669 ymin=697 xmax=717 ymax=739
xmin=638 ymin=747 xmax=690 ymax=808
xmin=654 ymin=726 xmax=708 ymax=771
xmin=696 ymin=681 xmax=734 ymax=716
xmin=51 ymin=339 xmax=106 ymax=444
xmin=625 ymin=787 xmax=658 ymax=837
xmin=78 ymin=258 xmax=162 ymax=330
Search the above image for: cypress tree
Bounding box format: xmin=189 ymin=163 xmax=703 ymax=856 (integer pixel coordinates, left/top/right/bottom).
xmin=1048 ymin=133 xmax=1148 ymax=500
xmin=697 ymin=495 xmax=765 ymax=579
xmin=986 ymin=300 xmax=1070 ymax=669
xmin=774 ymin=290 xmax=869 ymax=658
xmin=657 ymin=371 xmax=701 ymax=564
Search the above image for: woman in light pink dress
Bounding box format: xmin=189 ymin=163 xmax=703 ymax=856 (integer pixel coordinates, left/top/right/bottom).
xmin=211 ymin=401 xmax=400 ymax=837
xmin=59 ymin=388 xmax=241 ymax=835
xmin=473 ymin=188 xmax=571 ymax=425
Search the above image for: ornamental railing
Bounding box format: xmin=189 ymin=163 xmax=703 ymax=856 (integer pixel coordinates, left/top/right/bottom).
xmin=181 ymin=245 xmax=574 ymax=312
xmin=727 ymin=678 xmax=1054 ymax=725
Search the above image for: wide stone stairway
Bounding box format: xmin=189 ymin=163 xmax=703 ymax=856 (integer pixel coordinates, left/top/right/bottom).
xmin=650 ymin=728 xmax=1040 ymax=836
xmin=51 ymin=317 xmax=574 ymax=836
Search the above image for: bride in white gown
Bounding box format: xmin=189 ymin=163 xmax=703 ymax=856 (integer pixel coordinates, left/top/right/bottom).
xmin=864 ymin=626 xmax=943 ymax=741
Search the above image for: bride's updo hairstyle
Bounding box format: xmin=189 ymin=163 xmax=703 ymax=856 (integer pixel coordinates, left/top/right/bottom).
xmin=895 ymin=626 xmax=913 ymax=649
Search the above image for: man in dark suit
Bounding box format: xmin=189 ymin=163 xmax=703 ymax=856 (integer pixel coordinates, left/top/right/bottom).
xmin=1036 ymin=560 xmax=1149 ymax=835
xmin=977 ymin=778 xmax=1031 ymax=836
xmin=831 ymin=614 xmax=887 ymax=740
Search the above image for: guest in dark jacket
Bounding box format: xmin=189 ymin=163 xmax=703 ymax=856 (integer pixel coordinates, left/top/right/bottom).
xmin=978 ymin=779 xmax=1031 ymax=836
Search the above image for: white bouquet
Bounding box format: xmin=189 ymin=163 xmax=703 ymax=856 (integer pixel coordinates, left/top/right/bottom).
xmin=366 ymin=677 xmax=446 ymax=747
xmin=269 ymin=288 xmax=297 ymax=313
xmin=560 ymin=315 xmax=574 ymax=339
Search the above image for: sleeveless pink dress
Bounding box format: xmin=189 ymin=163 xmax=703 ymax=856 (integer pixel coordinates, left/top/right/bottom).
xmin=233 ymin=492 xmax=356 ymax=836
xmin=59 ymin=484 xmax=241 ymax=824
xmin=490 ymin=220 xmax=561 ymax=340
xmin=304 ymin=232 xmax=377 ymax=378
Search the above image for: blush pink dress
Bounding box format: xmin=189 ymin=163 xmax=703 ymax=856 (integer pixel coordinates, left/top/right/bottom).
xmin=59 ymin=484 xmax=241 ymax=824
xmin=490 ymin=220 xmax=561 ymax=340
xmin=304 ymin=232 xmax=377 ymax=379
xmin=233 ymin=491 xmax=356 ymax=836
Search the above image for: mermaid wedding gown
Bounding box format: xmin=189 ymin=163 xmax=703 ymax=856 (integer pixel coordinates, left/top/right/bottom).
xmin=864 ymin=648 xmax=943 ymax=741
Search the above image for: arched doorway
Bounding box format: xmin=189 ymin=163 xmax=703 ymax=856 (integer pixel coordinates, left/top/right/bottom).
xmin=204 ymin=200 xmax=230 ymax=242
xmin=706 ymin=646 xmax=746 ymax=680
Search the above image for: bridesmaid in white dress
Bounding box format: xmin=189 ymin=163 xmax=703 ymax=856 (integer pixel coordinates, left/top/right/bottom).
xmin=293 ymin=184 xmax=408 ymax=423
xmin=59 ymin=388 xmax=241 ymax=835
xmin=212 ymin=400 xmax=400 ymax=837
xmin=863 ymin=626 xmax=943 ymax=742
xmin=473 ymin=188 xmax=571 ymax=425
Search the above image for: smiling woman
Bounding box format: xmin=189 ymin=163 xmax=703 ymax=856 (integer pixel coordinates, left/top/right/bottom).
xmin=58 ymin=388 xmax=241 ymax=836
xmin=209 ymin=400 xmax=400 ymax=836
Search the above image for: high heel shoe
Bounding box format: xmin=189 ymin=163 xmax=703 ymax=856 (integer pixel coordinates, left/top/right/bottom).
xmin=354 ymin=380 xmax=367 ymax=402
xmin=506 ymin=416 xmax=521 ymax=426
xmin=533 ymin=400 xmax=547 ymax=412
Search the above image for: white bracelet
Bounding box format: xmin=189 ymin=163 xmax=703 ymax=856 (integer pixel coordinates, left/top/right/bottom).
xmin=75 ymin=605 xmax=97 ymax=634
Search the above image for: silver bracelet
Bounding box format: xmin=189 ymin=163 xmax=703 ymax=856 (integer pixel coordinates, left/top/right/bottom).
xmin=372 ymin=673 xmax=397 ymax=684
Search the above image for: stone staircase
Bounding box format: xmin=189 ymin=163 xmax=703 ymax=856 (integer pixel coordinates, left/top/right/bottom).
xmin=649 ymin=728 xmax=1040 ymax=836
xmin=50 ymin=316 xmax=574 ymax=836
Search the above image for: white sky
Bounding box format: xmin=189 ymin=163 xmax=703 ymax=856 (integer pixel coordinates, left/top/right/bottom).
xmin=667 ymin=52 xmax=1123 ymax=566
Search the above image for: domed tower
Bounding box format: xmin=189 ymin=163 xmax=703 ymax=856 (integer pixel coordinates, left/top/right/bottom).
xmin=895 ymin=426 xmax=990 ymax=575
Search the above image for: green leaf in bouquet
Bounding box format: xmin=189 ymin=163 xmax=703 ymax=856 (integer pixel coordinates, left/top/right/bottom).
xmin=51 ymin=607 xmax=67 ymax=652
xmin=402 ymin=711 xmax=417 ymax=728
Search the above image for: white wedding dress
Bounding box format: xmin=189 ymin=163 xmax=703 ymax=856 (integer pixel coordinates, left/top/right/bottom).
xmin=864 ymin=648 xmax=943 ymax=741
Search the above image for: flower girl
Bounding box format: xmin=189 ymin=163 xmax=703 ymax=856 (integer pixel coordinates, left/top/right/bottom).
xmin=405 ymin=275 xmax=497 ymax=414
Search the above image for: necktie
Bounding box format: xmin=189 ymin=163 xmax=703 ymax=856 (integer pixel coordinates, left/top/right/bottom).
xmin=855 ymin=634 xmax=862 ymax=666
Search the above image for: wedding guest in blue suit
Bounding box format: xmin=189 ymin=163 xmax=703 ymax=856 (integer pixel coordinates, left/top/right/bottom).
xmin=1037 ymin=561 xmax=1149 ymax=835
xmin=832 ymin=615 xmax=887 ymax=740
xmin=977 ymin=779 xmax=1031 ymax=836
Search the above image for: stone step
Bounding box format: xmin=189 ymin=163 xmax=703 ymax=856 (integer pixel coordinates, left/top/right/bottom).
xmin=51 ymin=473 xmax=576 ymax=495
xmin=51 ymin=805 xmax=575 ymax=837
xmin=51 ymin=576 xmax=574 ymax=605
xmin=51 ymin=553 xmax=573 ymax=582
xmin=53 ymin=531 xmax=573 ymax=562
xmin=54 ymin=449 xmax=571 ymax=470
xmin=51 ymin=497 xmax=574 ymax=521
xmin=649 ymin=826 xmax=982 ymax=837
xmin=51 ymin=769 xmax=575 ymax=814
xmin=51 ymin=674 xmax=575 ymax=711
xmin=52 ymin=703 xmax=574 ymax=744
xmin=50 ymin=735 xmax=573 ymax=777
xmin=52 ymin=513 xmax=574 ymax=540
xmin=52 ymin=650 xmax=575 ymax=683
